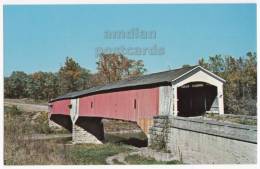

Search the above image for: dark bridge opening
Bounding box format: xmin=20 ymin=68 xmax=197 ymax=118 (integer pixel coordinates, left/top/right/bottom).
xmin=76 ymin=117 xmax=105 ymax=141
xmin=50 ymin=114 xmax=72 ymax=132
xmin=177 ymin=82 xmax=217 ymax=117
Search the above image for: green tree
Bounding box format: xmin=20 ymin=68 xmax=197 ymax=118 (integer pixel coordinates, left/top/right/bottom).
xmin=26 ymin=72 xmax=59 ymax=100
xmin=26 ymin=72 xmax=45 ymax=100
xmin=4 ymin=77 xmax=12 ymax=98
xmin=58 ymin=57 xmax=91 ymax=95
xmin=243 ymin=52 xmax=257 ymax=99
xmin=43 ymin=72 xmax=60 ymax=100
xmin=4 ymin=71 xmax=28 ymax=98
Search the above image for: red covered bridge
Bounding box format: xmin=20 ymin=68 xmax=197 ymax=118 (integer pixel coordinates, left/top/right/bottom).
xmin=49 ymin=65 xmax=225 ymax=143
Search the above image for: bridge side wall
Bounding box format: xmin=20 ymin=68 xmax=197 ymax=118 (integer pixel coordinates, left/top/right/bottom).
xmin=49 ymin=99 xmax=71 ymax=116
xmin=149 ymin=116 xmax=257 ymax=164
xmin=79 ymin=87 xmax=160 ymax=134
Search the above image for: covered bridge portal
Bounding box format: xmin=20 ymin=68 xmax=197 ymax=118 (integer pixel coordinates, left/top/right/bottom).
xmin=49 ymin=65 xmax=225 ymax=143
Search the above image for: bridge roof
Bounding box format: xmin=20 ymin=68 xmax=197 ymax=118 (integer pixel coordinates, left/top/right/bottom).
xmin=50 ymin=65 xmax=215 ymax=102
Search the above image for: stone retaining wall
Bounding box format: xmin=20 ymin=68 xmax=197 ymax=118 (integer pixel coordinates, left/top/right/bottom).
xmin=149 ymin=115 xmax=257 ymax=164
xmin=72 ymin=123 xmax=102 ymax=144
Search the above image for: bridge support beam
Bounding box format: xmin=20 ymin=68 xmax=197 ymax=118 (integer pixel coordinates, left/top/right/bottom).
xmin=72 ymin=117 xmax=104 ymax=144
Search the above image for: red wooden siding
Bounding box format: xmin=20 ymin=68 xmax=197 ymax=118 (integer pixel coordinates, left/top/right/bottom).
xmin=50 ymin=99 xmax=70 ymax=115
xmin=79 ymin=87 xmax=159 ymax=122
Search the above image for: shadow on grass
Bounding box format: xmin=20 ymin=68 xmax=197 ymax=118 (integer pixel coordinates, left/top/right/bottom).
xmin=104 ymin=132 xmax=148 ymax=147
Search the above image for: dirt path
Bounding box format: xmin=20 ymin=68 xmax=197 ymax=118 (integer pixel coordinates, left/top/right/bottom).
xmin=4 ymin=101 xmax=48 ymax=112
xmin=23 ymin=134 xmax=72 ymax=140
xmin=106 ymin=151 xmax=141 ymax=164
xmin=106 ymin=152 xmax=129 ymax=164
xmin=105 ymin=147 xmax=179 ymax=164
xmin=105 ymin=146 xmax=140 ymax=164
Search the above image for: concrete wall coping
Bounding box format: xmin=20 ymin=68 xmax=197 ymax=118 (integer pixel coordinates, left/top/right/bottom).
xmin=174 ymin=116 xmax=257 ymax=130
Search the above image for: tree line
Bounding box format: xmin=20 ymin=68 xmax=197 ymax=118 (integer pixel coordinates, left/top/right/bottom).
xmin=4 ymin=53 xmax=146 ymax=101
xmin=4 ymin=52 xmax=257 ymax=115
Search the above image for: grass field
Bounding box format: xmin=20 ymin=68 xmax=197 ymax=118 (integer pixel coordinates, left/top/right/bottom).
xmin=67 ymin=143 xmax=130 ymax=164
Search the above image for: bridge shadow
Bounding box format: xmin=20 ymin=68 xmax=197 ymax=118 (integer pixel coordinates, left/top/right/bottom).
xmin=50 ymin=116 xmax=148 ymax=147
xmin=104 ymin=133 xmax=148 ymax=147
xmin=50 ymin=114 xmax=72 ymax=132
xmin=103 ymin=119 xmax=148 ymax=147
xmin=105 ymin=133 xmax=148 ymax=147
xmin=76 ymin=117 xmax=104 ymax=141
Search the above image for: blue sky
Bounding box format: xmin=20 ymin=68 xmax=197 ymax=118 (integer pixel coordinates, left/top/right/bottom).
xmin=4 ymin=4 xmax=256 ymax=76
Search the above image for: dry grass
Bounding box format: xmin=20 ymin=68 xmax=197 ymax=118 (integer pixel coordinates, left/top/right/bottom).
xmin=204 ymin=113 xmax=257 ymax=126
xmin=4 ymin=105 xmax=130 ymax=165
xmin=4 ymin=139 xmax=71 ymax=165
xmin=4 ymin=105 xmax=68 ymax=164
